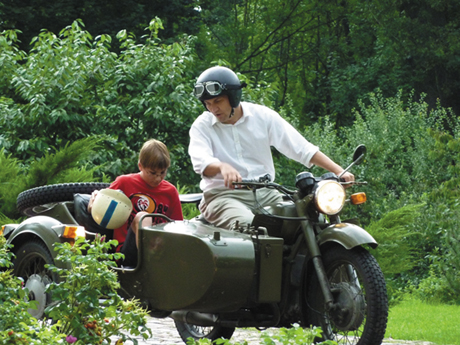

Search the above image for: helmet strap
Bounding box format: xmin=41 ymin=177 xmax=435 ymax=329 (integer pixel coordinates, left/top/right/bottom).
xmin=229 ymin=108 xmax=235 ymax=118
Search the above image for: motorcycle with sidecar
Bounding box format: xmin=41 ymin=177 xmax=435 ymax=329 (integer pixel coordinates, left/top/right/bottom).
xmin=1 ymin=144 xmax=388 ymax=345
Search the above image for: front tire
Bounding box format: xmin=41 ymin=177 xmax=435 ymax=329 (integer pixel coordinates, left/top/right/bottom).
xmin=13 ymin=240 xmax=58 ymax=319
xmin=305 ymin=244 xmax=388 ymax=345
xmin=174 ymin=320 xmax=235 ymax=343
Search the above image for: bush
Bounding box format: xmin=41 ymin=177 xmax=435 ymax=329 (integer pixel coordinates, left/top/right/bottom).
xmin=0 ymin=137 xmax=108 ymax=219
xmin=279 ymin=90 xmax=460 ymax=303
xmin=0 ymin=235 xmax=151 ymax=344
xmin=0 ymin=19 xmax=201 ymax=188
xmin=46 ymin=236 xmax=151 ymax=344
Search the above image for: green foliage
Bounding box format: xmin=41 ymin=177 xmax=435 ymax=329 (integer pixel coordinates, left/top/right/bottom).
xmin=1 ymin=0 xmax=460 ymax=308
xmin=177 ymin=184 xmax=201 ymax=220
xmin=259 ymin=324 xmax=334 ymax=345
xmin=198 ymin=0 xmax=460 ymax=127
xmin=367 ymin=204 xmax=423 ymax=276
xmin=0 ymin=149 xmax=24 ymax=219
xmin=278 ymin=90 xmax=460 ymax=303
xmin=408 ymin=263 xmax=459 ymax=304
xmin=0 ymin=235 xmax=151 ymax=344
xmin=0 ymin=235 xmax=14 ymax=268
xmin=46 ymin=236 xmax=152 ymax=344
xmin=0 ymin=237 xmax=63 ymax=344
xmin=0 ymin=137 xmax=108 ymax=219
xmin=0 ymin=18 xmax=201 ymax=188
xmin=414 ymin=131 xmax=460 ymax=299
xmin=0 ymin=272 xmax=64 ymax=344
xmin=0 ymin=0 xmax=202 ymax=52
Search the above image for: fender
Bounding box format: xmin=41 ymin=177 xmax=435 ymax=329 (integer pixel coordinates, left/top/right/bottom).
xmin=317 ymin=222 xmax=378 ymax=250
xmin=7 ymin=216 xmax=67 ymax=261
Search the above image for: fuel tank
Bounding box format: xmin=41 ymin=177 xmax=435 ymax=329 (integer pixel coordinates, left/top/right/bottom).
xmin=253 ymin=201 xmax=301 ymax=244
xmin=117 ymin=220 xmax=256 ymax=312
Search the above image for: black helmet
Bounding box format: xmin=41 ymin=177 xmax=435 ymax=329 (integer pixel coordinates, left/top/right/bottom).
xmin=194 ymin=66 xmax=246 ymax=108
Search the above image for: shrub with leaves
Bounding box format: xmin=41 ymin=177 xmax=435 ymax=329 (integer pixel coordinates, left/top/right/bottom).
xmin=0 ymin=18 xmax=201 ymax=188
xmin=0 ymin=236 xmax=64 ymax=344
xmin=0 ymin=137 xmax=108 ymax=219
xmin=45 ymin=236 xmax=151 ymax=345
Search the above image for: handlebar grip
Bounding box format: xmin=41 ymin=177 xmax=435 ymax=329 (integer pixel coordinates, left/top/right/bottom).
xmin=240 ymin=178 xmax=257 ymax=183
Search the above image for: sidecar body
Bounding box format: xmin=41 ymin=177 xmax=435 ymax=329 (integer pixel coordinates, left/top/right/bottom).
xmin=115 ymin=220 xmax=283 ymax=312
xmin=2 ymin=191 xmax=284 ymax=316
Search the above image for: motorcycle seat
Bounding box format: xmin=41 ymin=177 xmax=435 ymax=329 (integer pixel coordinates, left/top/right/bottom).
xmin=179 ymin=193 xmax=202 ymax=206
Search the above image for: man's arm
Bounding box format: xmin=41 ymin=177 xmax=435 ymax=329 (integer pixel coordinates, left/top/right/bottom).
xmin=310 ymin=151 xmax=355 ymax=184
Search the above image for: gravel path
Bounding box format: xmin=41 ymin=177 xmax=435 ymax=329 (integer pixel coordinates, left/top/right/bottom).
xmin=112 ymin=316 xmax=434 ymax=345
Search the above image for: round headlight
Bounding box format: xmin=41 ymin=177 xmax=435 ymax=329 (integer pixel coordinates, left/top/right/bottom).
xmin=314 ymin=180 xmax=346 ymax=215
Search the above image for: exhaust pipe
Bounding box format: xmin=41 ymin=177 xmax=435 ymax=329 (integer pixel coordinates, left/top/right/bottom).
xmin=169 ymin=304 xmax=281 ymax=328
xmin=170 ymin=311 xmax=218 ymax=326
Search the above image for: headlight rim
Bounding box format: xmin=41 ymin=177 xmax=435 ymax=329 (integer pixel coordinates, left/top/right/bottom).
xmin=314 ymin=180 xmax=346 ymax=215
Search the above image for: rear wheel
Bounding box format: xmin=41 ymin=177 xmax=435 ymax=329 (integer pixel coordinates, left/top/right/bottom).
xmin=174 ymin=320 xmax=235 ymax=343
xmin=13 ymin=240 xmax=58 ymax=319
xmin=305 ymin=245 xmax=388 ymax=345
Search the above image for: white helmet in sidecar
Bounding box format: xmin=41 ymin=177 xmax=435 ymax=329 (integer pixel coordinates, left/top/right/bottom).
xmin=91 ymin=189 xmax=132 ymax=229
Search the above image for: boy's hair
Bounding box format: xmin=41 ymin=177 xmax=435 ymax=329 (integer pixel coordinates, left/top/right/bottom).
xmin=139 ymin=139 xmax=170 ymax=170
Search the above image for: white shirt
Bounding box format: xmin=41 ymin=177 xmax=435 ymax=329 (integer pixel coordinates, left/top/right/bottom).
xmin=188 ymin=101 xmax=319 ymax=191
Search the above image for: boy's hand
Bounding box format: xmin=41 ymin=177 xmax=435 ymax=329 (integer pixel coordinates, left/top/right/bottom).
xmin=87 ymin=190 xmax=99 ymax=213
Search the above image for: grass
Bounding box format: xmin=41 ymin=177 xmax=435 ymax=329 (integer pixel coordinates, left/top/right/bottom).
xmin=385 ymin=298 xmax=460 ymax=345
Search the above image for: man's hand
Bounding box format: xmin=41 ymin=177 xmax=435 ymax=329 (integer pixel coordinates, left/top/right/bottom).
xmin=203 ymin=162 xmax=242 ymax=189
xmin=220 ymin=163 xmax=242 ymax=189
xmin=340 ymin=171 xmax=355 ymax=188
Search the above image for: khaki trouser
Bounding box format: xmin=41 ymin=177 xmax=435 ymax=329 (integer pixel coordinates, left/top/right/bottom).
xmin=199 ymin=188 xmax=283 ymax=229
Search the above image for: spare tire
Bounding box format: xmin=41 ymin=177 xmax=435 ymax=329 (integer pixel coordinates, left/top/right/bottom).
xmin=17 ymin=182 xmax=111 ymax=217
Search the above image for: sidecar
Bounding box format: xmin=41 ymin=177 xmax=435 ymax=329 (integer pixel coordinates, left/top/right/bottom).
xmin=1 ymin=183 xmax=284 ymax=319
xmin=116 ymin=219 xmax=284 ymax=312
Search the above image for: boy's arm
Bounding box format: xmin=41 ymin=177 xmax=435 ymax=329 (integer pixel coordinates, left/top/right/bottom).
xmin=170 ymin=189 xmax=184 ymax=221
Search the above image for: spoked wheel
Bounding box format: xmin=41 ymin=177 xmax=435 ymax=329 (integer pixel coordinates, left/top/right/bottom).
xmin=305 ymin=244 xmax=388 ymax=345
xmin=174 ymin=320 xmax=235 ymax=343
xmin=13 ymin=240 xmax=58 ymax=319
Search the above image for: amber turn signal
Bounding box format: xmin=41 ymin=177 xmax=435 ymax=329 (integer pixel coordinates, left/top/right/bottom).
xmin=62 ymin=225 xmax=86 ymax=239
xmin=350 ymin=192 xmax=367 ymax=205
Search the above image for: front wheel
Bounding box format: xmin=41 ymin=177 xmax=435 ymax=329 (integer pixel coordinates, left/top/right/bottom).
xmin=305 ymin=244 xmax=388 ymax=345
xmin=13 ymin=240 xmax=58 ymax=320
xmin=174 ymin=320 xmax=235 ymax=343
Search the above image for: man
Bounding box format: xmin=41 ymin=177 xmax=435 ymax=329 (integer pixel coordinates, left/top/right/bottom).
xmin=188 ymin=66 xmax=354 ymax=229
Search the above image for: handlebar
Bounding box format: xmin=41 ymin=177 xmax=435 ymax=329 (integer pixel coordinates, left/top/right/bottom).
xmin=233 ymin=172 xmax=367 ymax=198
xmin=233 ymin=179 xmax=296 ymax=195
xmin=234 ymin=178 xmax=367 ymax=191
xmin=340 ymin=181 xmax=368 ymax=186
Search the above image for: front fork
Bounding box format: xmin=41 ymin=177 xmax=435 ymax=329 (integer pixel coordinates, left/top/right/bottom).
xmin=295 ymin=196 xmax=336 ymax=312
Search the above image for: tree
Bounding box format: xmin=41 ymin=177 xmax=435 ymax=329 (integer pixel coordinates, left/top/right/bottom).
xmin=0 ymin=19 xmax=201 ymax=187
xmin=196 ymin=0 xmax=460 ymax=127
xmin=0 ymin=0 xmax=201 ymax=51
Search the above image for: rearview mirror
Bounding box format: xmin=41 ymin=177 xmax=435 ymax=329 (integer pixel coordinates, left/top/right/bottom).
xmin=352 ymin=144 xmax=367 ymax=165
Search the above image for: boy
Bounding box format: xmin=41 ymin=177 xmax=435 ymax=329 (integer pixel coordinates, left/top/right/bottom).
xmin=88 ymin=139 xmax=183 ymax=266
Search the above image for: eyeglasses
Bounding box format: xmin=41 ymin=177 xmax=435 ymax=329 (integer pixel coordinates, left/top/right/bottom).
xmin=194 ymin=81 xmax=227 ymax=98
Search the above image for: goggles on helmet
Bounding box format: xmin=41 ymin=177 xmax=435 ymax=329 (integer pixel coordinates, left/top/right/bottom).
xmin=194 ymin=81 xmax=227 ymax=98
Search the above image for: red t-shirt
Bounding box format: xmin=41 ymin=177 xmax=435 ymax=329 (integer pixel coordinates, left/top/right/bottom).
xmin=109 ymin=173 xmax=183 ymax=250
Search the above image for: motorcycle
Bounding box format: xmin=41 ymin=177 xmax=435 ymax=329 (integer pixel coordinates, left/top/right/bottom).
xmin=2 ymin=144 xmax=388 ymax=345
